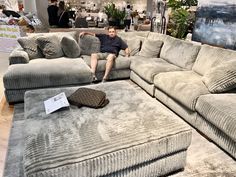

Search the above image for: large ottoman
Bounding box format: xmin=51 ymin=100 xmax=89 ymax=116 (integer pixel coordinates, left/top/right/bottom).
xmin=23 ymin=80 xmax=192 ymax=177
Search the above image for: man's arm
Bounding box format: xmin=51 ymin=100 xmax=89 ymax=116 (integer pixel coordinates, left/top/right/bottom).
xmin=79 ymin=31 xmax=95 ymax=37
xmin=124 ymin=48 xmax=130 ymax=57
xmin=120 ymin=38 xmax=130 ymax=57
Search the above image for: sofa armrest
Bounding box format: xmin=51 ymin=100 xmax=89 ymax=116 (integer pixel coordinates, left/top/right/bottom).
xmin=9 ymin=48 xmax=30 ymax=65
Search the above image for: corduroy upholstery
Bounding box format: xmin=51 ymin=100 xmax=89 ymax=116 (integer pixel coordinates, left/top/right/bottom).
xmin=4 ymin=30 xmax=236 ymax=161
xmin=23 ymin=81 xmax=192 ymax=177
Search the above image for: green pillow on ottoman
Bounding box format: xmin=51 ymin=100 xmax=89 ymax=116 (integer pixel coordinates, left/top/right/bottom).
xmin=36 ymin=35 xmax=64 ymax=59
xmin=203 ymin=60 xmax=236 ymax=93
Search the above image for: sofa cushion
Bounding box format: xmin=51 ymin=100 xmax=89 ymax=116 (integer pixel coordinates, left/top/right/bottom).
xmin=160 ymin=36 xmax=200 ymax=69
xmin=192 ymin=44 xmax=236 ymax=76
xmin=131 ymin=57 xmax=183 ymax=84
xmin=119 ymin=38 xmax=141 ymax=56
xmin=202 ymin=60 xmax=236 ymax=93
xmin=17 ymin=36 xmax=44 ymax=59
xmin=139 ymin=39 xmax=163 ymax=58
xmin=3 ymin=58 xmax=92 ymax=89
xmin=117 ymin=31 xmax=149 ymax=43
xmin=154 ymin=71 xmax=210 ymax=111
xmin=147 ymin=32 xmax=167 ymax=41
xmin=9 ymin=48 xmax=30 ymax=64
xmin=82 ymin=55 xmax=131 ymax=72
xmin=61 ymin=36 xmax=81 ymax=58
xmin=36 ymin=35 xmax=64 ymax=59
xmin=78 ymin=35 xmax=100 ymax=55
xmin=196 ymin=94 xmax=236 ymax=141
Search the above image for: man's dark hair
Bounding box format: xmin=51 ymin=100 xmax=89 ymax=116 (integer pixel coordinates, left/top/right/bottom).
xmin=107 ymin=26 xmax=116 ymax=30
xmin=51 ymin=0 xmax=57 ymax=3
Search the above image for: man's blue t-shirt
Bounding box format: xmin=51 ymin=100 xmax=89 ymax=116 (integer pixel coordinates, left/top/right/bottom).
xmin=95 ymin=34 xmax=128 ymax=56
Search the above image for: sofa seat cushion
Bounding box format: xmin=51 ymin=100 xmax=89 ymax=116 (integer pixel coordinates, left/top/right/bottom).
xmin=131 ymin=57 xmax=183 ymax=84
xmin=196 ymin=94 xmax=236 ymax=141
xmin=154 ymin=71 xmax=210 ymax=111
xmin=82 ymin=55 xmax=131 ymax=72
xmin=160 ymin=36 xmax=200 ymax=69
xmin=3 ymin=58 xmax=92 ymax=89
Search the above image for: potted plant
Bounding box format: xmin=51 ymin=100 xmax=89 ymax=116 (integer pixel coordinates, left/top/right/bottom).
xmin=167 ymin=0 xmax=198 ymax=39
xmin=103 ymin=3 xmax=126 ymax=28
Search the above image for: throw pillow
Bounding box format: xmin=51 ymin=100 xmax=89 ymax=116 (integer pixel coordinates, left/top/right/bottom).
xmin=17 ymin=36 xmax=44 ymax=59
xmin=36 ymin=35 xmax=64 ymax=59
xmin=61 ymin=36 xmax=81 ymax=58
xmin=139 ymin=39 xmax=163 ymax=58
xmin=119 ymin=38 xmax=141 ymax=56
xmin=78 ymin=35 xmax=100 ymax=55
xmin=68 ymin=87 xmax=109 ymax=108
xmin=202 ymin=60 xmax=236 ymax=93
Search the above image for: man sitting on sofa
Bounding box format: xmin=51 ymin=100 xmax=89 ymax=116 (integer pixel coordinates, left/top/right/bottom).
xmin=79 ymin=26 xmax=130 ymax=82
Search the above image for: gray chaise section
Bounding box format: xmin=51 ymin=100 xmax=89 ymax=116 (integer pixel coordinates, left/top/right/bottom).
xmin=4 ymin=58 xmax=93 ymax=103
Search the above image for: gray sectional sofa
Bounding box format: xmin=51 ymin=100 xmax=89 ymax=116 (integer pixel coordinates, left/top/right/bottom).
xmin=3 ymin=30 xmax=236 ymax=161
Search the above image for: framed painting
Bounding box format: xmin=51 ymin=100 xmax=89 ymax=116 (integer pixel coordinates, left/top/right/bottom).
xmin=192 ymin=0 xmax=236 ymax=50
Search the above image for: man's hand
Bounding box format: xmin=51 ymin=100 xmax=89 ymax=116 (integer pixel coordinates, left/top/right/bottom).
xmin=79 ymin=31 xmax=95 ymax=38
xmin=125 ymin=53 xmax=130 ymax=57
xmin=79 ymin=32 xmax=85 ymax=38
xmin=125 ymin=48 xmax=130 ymax=57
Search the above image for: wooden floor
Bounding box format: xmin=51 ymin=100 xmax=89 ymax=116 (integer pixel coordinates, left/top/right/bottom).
xmin=0 ymin=97 xmax=14 ymax=177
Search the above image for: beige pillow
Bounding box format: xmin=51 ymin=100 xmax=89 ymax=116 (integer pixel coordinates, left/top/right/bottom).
xmin=202 ymin=60 xmax=236 ymax=93
xmin=119 ymin=38 xmax=141 ymax=56
xmin=139 ymin=39 xmax=163 ymax=58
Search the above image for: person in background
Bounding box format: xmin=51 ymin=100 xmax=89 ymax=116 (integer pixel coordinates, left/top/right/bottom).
xmin=124 ymin=4 xmax=132 ymax=30
xmin=57 ymin=1 xmax=69 ymax=28
xmin=79 ymin=26 xmax=130 ymax=82
xmin=47 ymin=0 xmax=58 ymax=27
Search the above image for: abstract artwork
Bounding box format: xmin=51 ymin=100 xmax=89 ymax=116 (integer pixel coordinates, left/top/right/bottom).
xmin=192 ymin=0 xmax=236 ymax=50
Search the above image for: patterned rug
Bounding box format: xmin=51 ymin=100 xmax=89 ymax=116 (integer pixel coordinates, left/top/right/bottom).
xmin=3 ymin=80 xmax=236 ymax=177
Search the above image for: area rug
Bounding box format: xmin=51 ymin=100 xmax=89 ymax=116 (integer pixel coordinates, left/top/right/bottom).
xmin=3 ymin=81 xmax=236 ymax=177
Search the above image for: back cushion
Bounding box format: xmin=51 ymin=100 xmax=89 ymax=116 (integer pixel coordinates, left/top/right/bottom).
xmin=192 ymin=44 xmax=236 ymax=75
xmin=160 ymin=36 xmax=201 ymax=69
xmin=118 ymin=31 xmax=149 ymax=44
xmin=119 ymin=38 xmax=141 ymax=56
xmin=139 ymin=39 xmax=163 ymax=58
xmin=36 ymin=35 xmax=64 ymax=59
xmin=17 ymin=36 xmax=44 ymax=59
xmin=78 ymin=35 xmax=100 ymax=55
xmin=147 ymin=32 xmax=167 ymax=42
